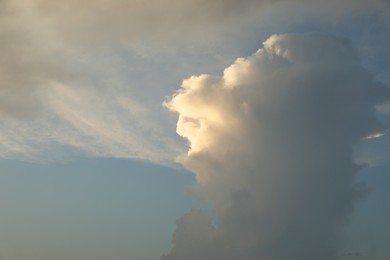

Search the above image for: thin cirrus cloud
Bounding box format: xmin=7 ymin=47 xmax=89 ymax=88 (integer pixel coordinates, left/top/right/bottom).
xmin=0 ymin=81 xmax=183 ymax=163
xmin=163 ymin=33 xmax=389 ymax=260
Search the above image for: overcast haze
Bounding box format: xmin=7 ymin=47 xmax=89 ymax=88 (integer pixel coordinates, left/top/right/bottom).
xmin=0 ymin=0 xmax=389 ymax=259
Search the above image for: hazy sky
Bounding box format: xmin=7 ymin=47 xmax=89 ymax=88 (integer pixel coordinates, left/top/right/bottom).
xmin=0 ymin=0 xmax=389 ymax=259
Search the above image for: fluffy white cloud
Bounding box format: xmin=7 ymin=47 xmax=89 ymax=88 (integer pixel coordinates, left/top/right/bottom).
xmin=163 ymin=33 xmax=389 ymax=260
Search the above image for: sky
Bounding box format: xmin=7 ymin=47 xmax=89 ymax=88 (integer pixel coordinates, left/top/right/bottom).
xmin=0 ymin=0 xmax=389 ymax=259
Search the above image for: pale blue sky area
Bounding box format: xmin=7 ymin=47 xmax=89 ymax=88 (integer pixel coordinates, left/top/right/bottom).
xmin=0 ymin=159 xmax=202 ymax=260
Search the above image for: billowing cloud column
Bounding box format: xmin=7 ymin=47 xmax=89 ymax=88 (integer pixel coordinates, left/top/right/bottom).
xmin=163 ymin=33 xmax=388 ymax=260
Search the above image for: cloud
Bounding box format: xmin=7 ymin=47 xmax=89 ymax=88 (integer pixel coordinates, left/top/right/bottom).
xmin=0 ymin=81 xmax=183 ymax=163
xmin=163 ymin=33 xmax=389 ymax=260
xmin=5 ymin=0 xmax=389 ymax=51
xmin=0 ymin=1 xmax=73 ymax=116
xmin=0 ymin=0 xmax=388 ymax=162
xmin=0 ymin=0 xmax=188 ymax=162
xmin=362 ymin=132 xmax=385 ymax=140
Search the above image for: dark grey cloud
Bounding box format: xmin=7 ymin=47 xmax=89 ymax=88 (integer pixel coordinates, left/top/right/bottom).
xmin=163 ymin=33 xmax=389 ymax=260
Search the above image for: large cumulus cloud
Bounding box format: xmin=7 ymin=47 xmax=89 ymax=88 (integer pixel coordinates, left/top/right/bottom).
xmin=163 ymin=33 xmax=388 ymax=260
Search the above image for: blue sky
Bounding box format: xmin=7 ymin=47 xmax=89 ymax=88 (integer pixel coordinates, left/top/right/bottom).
xmin=0 ymin=158 xmax=202 ymax=260
xmin=0 ymin=1 xmax=389 ymax=259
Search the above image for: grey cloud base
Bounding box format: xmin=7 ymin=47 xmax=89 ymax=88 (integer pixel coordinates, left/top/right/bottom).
xmin=163 ymin=33 xmax=389 ymax=260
